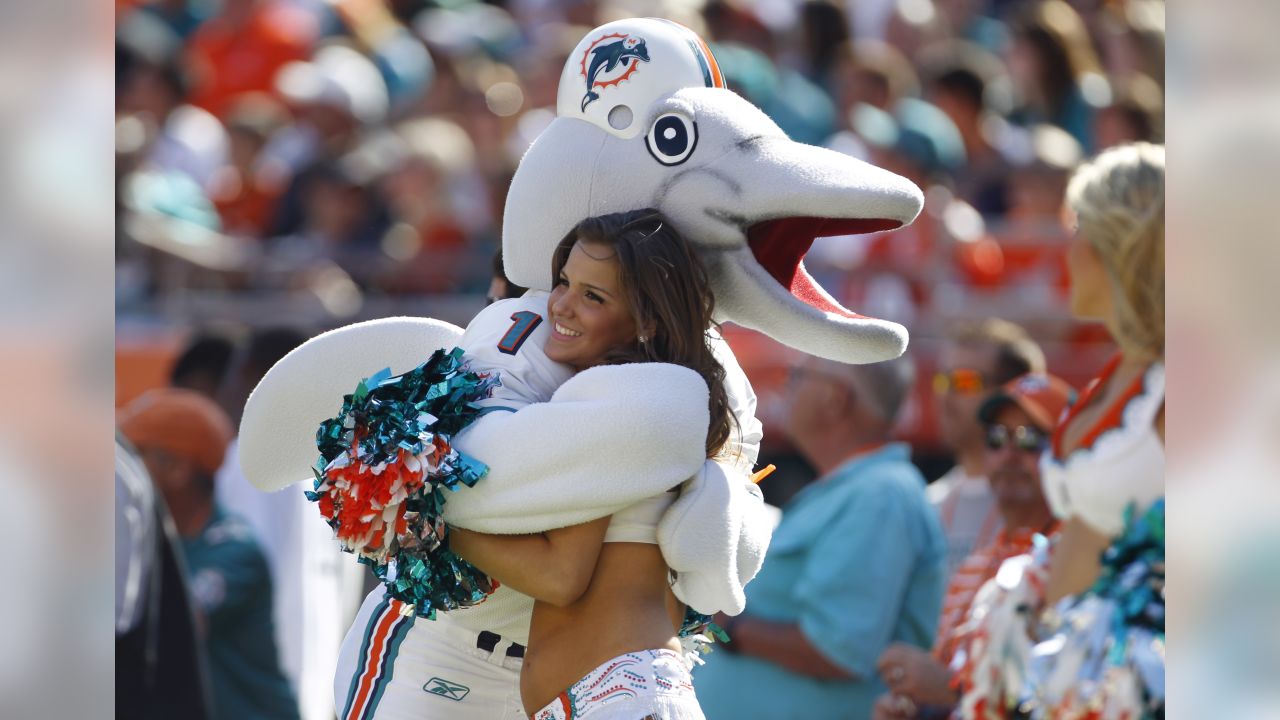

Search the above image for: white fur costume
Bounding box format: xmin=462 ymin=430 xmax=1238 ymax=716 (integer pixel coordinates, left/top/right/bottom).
xmin=239 ymin=17 xmax=923 ymax=720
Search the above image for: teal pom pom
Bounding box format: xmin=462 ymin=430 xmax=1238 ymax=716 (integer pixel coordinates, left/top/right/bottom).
xmin=310 ymin=347 xmax=501 ymax=618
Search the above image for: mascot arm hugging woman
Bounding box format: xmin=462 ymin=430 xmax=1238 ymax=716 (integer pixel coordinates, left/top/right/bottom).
xmin=239 ymin=17 xmax=922 ymax=720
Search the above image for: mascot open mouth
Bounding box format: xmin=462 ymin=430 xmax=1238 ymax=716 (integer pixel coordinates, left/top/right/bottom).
xmin=746 ymin=217 xmax=903 ymax=319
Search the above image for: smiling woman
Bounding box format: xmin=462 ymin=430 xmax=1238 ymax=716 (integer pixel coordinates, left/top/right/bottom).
xmin=449 ymin=208 xmax=737 ymax=719
xmin=547 ymin=209 xmax=732 ymax=457
xmin=544 ymin=241 xmax=639 ymax=371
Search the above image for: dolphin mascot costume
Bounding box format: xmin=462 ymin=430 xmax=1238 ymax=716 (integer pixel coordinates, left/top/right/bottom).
xmin=238 ymin=18 xmax=923 ymax=720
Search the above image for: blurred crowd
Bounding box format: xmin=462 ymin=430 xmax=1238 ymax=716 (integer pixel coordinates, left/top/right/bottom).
xmin=115 ymin=0 xmax=1164 ymax=336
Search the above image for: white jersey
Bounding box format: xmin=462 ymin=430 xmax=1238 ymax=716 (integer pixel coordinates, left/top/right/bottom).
xmin=460 ymin=292 xmax=574 ymax=411
xmin=448 ymin=291 xmax=572 ymax=644
xmin=421 ymin=294 xmax=767 ymax=639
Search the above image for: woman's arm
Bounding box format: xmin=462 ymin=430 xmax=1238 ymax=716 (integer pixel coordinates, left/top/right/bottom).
xmin=1045 ymin=515 xmax=1112 ymax=604
xmin=449 ymin=518 xmax=611 ymax=607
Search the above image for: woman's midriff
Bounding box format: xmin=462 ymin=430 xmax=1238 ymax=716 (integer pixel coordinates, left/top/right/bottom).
xmin=520 ymin=542 xmax=684 ymax=714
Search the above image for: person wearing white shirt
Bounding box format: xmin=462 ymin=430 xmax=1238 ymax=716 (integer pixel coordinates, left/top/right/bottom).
xmin=927 ymin=319 xmax=1045 ymax=578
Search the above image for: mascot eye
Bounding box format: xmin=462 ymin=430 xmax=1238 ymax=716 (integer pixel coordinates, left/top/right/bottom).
xmin=645 ymin=113 xmax=698 ymax=166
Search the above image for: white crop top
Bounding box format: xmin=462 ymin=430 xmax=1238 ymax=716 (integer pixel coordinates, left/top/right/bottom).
xmin=1040 ymin=360 xmax=1165 ymax=538
xmin=604 ymin=490 xmax=678 ymax=544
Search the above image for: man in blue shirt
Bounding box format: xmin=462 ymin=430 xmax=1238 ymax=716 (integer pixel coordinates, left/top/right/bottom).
xmin=696 ymin=355 xmax=947 ymax=719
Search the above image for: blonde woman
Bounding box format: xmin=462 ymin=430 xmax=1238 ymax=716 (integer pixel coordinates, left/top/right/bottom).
xmin=950 ymin=143 xmax=1165 ymax=720
xmin=1042 ymin=141 xmax=1164 ymax=604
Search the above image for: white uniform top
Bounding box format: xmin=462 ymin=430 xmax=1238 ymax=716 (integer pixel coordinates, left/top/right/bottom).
xmin=449 ymin=292 xmax=573 ymax=644
xmin=1040 ymin=362 xmax=1165 ymax=537
xmin=459 ymin=292 xmax=574 ymax=410
xmin=604 ymin=490 xmax=678 ymax=544
xmin=447 ymin=291 xmax=767 ymax=640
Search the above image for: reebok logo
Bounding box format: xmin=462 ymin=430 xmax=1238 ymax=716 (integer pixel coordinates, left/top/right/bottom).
xmin=423 ymin=677 xmax=470 ymax=701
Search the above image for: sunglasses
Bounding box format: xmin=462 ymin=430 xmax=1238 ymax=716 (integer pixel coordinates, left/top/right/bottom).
xmin=985 ymin=424 xmax=1049 ymax=453
xmin=933 ymin=368 xmax=986 ymax=395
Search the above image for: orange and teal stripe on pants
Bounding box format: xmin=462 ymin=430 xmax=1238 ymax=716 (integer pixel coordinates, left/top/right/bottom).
xmin=341 ymin=596 xmax=413 ymax=720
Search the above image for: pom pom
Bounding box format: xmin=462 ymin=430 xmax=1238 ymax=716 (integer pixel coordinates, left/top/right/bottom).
xmin=676 ymin=608 xmax=727 ymax=667
xmin=1028 ymin=498 xmax=1165 ymax=719
xmin=307 ymin=347 xmax=501 ymax=618
xmin=954 ymin=500 xmax=1165 ymax=720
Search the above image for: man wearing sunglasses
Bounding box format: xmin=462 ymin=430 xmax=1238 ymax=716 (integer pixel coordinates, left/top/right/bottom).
xmin=928 ymin=320 xmax=1045 ymax=579
xmin=873 ymin=373 xmax=1073 ymax=720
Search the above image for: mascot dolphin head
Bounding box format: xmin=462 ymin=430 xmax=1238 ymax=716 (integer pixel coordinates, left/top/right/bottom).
xmin=503 ymin=18 xmax=923 ymax=364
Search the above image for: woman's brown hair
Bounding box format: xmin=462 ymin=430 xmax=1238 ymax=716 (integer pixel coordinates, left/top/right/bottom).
xmin=551 ymin=209 xmax=734 ymax=459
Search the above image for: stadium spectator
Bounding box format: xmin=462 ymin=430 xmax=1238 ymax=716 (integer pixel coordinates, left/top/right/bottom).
xmin=695 ymin=355 xmax=946 ymax=719
xmin=264 ymin=42 xmax=389 ymax=241
xmin=1093 ymin=73 xmax=1164 ymax=149
xmin=169 ymin=330 xmax=239 ymax=401
xmin=993 ymin=123 xmax=1083 ymax=304
xmin=115 ymin=435 xmax=213 ymax=720
xmin=259 ymin=158 xmax=388 ymax=291
xmin=797 ymin=0 xmax=852 ymax=90
xmin=208 ymin=94 xmax=290 ymax=237
xmin=330 ymin=0 xmax=435 ymax=112
xmin=119 ymin=388 xmax=299 ymax=720
xmin=488 ymin=247 xmax=527 ymax=305
xmin=928 ymin=318 xmax=1046 ymax=577
xmin=921 ymin=40 xmax=1016 ymax=216
xmin=373 ymin=117 xmax=477 ymax=294
xmin=134 ymin=0 xmax=215 ymax=39
xmin=184 ymin=0 xmax=318 ymax=119
xmin=118 ymin=12 xmax=230 ymax=194
xmin=830 ymin=39 xmax=922 ymax=116
xmin=1094 ymin=0 xmax=1165 ymax=88
xmin=872 ymin=372 xmax=1074 ymax=719
xmin=935 ymin=0 xmax=1011 ymax=54
xmin=1004 ymin=0 xmax=1106 ymax=151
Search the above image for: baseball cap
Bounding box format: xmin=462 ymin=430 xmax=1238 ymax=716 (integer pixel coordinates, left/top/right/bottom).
xmin=118 ymin=388 xmax=234 ymax=475
xmin=978 ymin=373 xmax=1075 ymax=431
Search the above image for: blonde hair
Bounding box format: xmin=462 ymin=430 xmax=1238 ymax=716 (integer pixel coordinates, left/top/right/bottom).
xmin=1067 ymin=142 xmax=1165 ymax=360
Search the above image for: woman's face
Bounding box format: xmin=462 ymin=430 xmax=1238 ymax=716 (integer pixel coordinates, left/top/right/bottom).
xmin=545 ymin=240 xmax=639 ymax=371
xmin=1065 ymin=213 xmax=1112 ymax=321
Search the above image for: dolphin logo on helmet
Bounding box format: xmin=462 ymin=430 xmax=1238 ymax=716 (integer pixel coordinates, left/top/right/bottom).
xmin=580 ymin=33 xmax=652 ymax=111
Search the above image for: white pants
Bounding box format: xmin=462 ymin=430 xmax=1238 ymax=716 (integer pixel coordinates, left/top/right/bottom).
xmin=333 ymin=588 xmax=527 ymax=720
xmin=531 ymin=649 xmax=705 ymax=720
